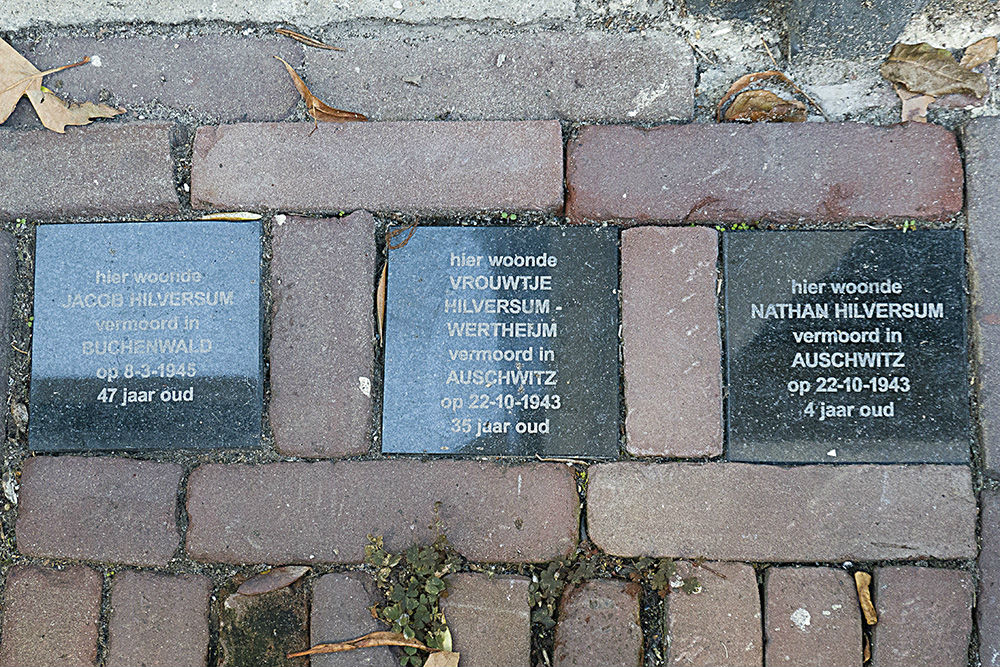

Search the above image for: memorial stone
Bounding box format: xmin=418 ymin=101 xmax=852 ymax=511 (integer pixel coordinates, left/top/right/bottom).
xmin=382 ymin=226 xmax=620 ymax=457
xmin=30 ymin=221 xmax=262 ymax=451
xmin=725 ymin=230 xmax=970 ymax=463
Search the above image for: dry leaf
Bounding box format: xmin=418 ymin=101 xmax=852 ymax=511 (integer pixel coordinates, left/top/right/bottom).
xmin=237 ymin=566 xmax=310 ymax=596
xmin=274 ymin=56 xmax=366 ymax=123
xmin=881 ymin=42 xmax=989 ymax=98
xmin=960 ymin=36 xmax=998 ymax=69
xmin=864 ymin=635 xmax=871 ymax=663
xmin=377 ymin=262 xmax=387 ymax=341
xmin=724 ymin=89 xmax=806 ymax=122
xmin=855 ymin=571 xmax=878 ymax=625
xmin=894 ymin=85 xmax=935 ymax=122
xmin=288 ymin=631 xmax=433 ymax=658
xmin=275 ymin=28 xmax=344 ymax=51
xmin=424 ymin=651 xmax=460 ymax=667
xmin=716 ymin=69 xmax=824 ymax=121
xmin=200 ymin=212 xmax=262 ymax=221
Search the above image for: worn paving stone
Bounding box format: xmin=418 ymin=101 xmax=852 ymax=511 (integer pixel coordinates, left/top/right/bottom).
xmin=981 ymin=490 xmax=1000 ymax=667
xmin=665 ymin=561 xmax=762 ymax=667
xmin=441 ymin=573 xmax=531 ymax=667
xmin=191 ymin=120 xmax=563 ymax=214
xmin=311 ymin=573 xmax=395 ymax=667
xmin=553 ymin=579 xmax=642 ymax=667
xmin=0 ymin=565 xmax=101 ymax=667
xmin=765 ymin=567 xmax=862 ymax=667
xmin=787 ymin=0 xmax=930 ymax=58
xmin=587 ymin=463 xmax=976 ymax=561
xmin=872 ymin=566 xmax=973 ymax=667
xmin=17 ymin=456 xmax=182 ymax=566
xmin=218 ymin=584 xmax=308 ymax=667
xmin=0 ymin=122 xmax=178 ymax=220
xmin=186 ymin=461 xmax=579 ymax=563
xmin=621 ymin=226 xmax=721 ymax=457
xmin=107 ymin=570 xmax=212 ymax=667
xmin=566 ymin=122 xmax=962 ymax=224
xmin=270 ymin=213 xmax=375 ymax=457
xmin=305 ymin=26 xmax=693 ymax=122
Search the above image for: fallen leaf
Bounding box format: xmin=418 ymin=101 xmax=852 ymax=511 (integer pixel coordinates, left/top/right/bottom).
xmin=864 ymin=635 xmax=871 ymax=662
xmin=881 ymin=42 xmax=988 ymax=98
xmin=894 ymin=85 xmax=935 ymax=122
xmin=377 ymin=261 xmax=387 ymax=341
xmin=424 ymin=651 xmax=460 ymax=667
xmin=274 ymin=56 xmax=366 ymax=123
xmin=287 ymin=631 xmax=433 ymax=658
xmin=200 ymin=212 xmax=262 ymax=221
xmin=724 ymin=89 xmax=806 ymax=122
xmin=716 ymin=70 xmax=824 ymax=121
xmin=960 ymin=36 xmax=998 ymax=69
xmin=237 ymin=566 xmax=310 ymax=596
xmin=275 ymin=28 xmax=344 ymax=51
xmin=855 ymin=571 xmax=878 ymax=625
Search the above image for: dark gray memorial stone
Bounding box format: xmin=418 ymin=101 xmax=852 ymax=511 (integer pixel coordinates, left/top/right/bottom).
xmin=725 ymin=230 xmax=970 ymax=463
xmin=30 ymin=221 xmax=262 ymax=451
xmin=382 ymin=226 xmax=620 ymax=457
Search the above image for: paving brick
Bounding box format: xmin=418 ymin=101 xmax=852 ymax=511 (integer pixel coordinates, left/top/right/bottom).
xmin=665 ymin=561 xmax=762 ymax=667
xmin=191 ymin=120 xmax=562 ymax=214
xmin=0 ymin=123 xmax=177 ymax=220
xmin=440 ymin=573 xmax=531 ymax=667
xmin=787 ymin=0 xmax=930 ymax=58
xmin=219 ymin=585 xmax=307 ymax=667
xmin=872 ymin=566 xmax=973 ymax=667
xmin=981 ymin=490 xmax=1000 ymax=667
xmin=566 ymin=122 xmax=962 ymax=224
xmin=107 ymin=570 xmax=212 ymax=667
xmin=553 ymin=579 xmax=642 ymax=667
xmin=0 ymin=565 xmax=101 ymax=667
xmin=270 ymin=213 xmax=375 ymax=457
xmin=304 ymin=26 xmax=693 ymax=122
xmin=16 ymin=456 xmax=182 ymax=566
xmin=765 ymin=567 xmax=861 ymax=667
xmin=186 ymin=461 xmax=579 ymax=563
xmin=621 ymin=226 xmax=721 ymax=457
xmin=311 ymin=573 xmax=395 ymax=667
xmin=587 ymin=463 xmax=975 ymax=561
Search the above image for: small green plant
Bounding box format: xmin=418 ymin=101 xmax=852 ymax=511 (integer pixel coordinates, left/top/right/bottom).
xmin=14 ymin=218 xmax=27 ymax=230
xmin=900 ymin=219 xmax=917 ymax=232
xmin=499 ymin=212 xmax=518 ymax=221
xmin=527 ymin=553 xmax=597 ymax=629
xmin=632 ymin=557 xmax=701 ymax=597
xmin=714 ymin=221 xmax=755 ymax=232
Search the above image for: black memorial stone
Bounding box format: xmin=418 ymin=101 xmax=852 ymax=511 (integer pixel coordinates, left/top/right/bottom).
xmin=725 ymin=230 xmax=971 ymax=463
xmin=30 ymin=221 xmax=262 ymax=451
xmin=382 ymin=226 xmax=620 ymax=457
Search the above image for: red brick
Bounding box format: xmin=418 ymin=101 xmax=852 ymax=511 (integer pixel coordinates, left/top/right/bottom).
xmin=107 ymin=571 xmax=211 ymax=667
xmin=981 ymin=490 xmax=1000 ymax=667
xmin=665 ymin=561 xmax=762 ymax=667
xmin=186 ymin=460 xmax=579 ymax=563
xmin=440 ymin=573 xmax=531 ymax=667
xmin=586 ymin=463 xmax=975 ymax=561
xmin=311 ymin=573 xmax=395 ymax=667
xmin=872 ymin=566 xmax=972 ymax=667
xmin=566 ymin=123 xmax=962 ymax=224
xmin=553 ymin=579 xmax=642 ymax=667
xmin=192 ymin=121 xmax=563 ymax=214
xmin=765 ymin=567 xmax=861 ymax=667
xmin=270 ymin=213 xmax=375 ymax=457
xmin=0 ymin=123 xmax=178 ymax=220
xmin=17 ymin=456 xmax=182 ymax=566
xmin=0 ymin=565 xmax=101 ymax=667
xmin=621 ymin=226 xmax=721 ymax=457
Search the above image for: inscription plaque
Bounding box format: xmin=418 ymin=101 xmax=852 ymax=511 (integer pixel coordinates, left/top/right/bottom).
xmin=725 ymin=230 xmax=971 ymax=463
xmin=30 ymin=221 xmax=262 ymax=451
xmin=382 ymin=226 xmax=620 ymax=456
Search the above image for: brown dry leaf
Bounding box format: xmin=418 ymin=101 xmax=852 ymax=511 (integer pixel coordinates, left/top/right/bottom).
xmin=855 ymin=572 xmax=878 ymax=625
xmin=274 ymin=56 xmax=366 ymax=123
xmin=881 ymin=42 xmax=989 ymax=98
xmin=864 ymin=635 xmax=871 ymax=662
xmin=960 ymin=36 xmax=998 ymax=69
xmin=275 ymin=28 xmax=344 ymax=51
xmin=424 ymin=651 xmax=460 ymax=667
xmin=200 ymin=212 xmax=262 ymax=221
xmin=894 ymin=85 xmax=935 ymax=122
xmin=237 ymin=566 xmax=310 ymax=596
xmin=716 ymin=69 xmax=824 ymax=121
xmin=724 ymin=89 xmax=806 ymax=122
xmin=287 ymin=631 xmax=433 ymax=658
xmin=376 ymin=261 xmax=387 ymax=341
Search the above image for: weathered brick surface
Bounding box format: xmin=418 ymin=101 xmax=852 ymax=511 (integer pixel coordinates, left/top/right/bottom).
xmin=0 ymin=123 xmax=178 ymax=220
xmin=982 ymin=491 xmax=1000 ymax=667
xmin=665 ymin=561 xmax=762 ymax=667
xmin=107 ymin=571 xmax=212 ymax=667
xmin=621 ymin=226 xmax=722 ymax=457
xmin=17 ymin=456 xmax=182 ymax=566
xmin=186 ymin=461 xmax=579 ymax=563
xmin=872 ymin=566 xmax=973 ymax=667
xmin=0 ymin=565 xmax=101 ymax=667
xmin=311 ymin=573 xmax=395 ymax=667
xmin=587 ymin=463 xmax=976 ymax=561
xmin=566 ymin=123 xmax=962 ymax=223
xmin=441 ymin=573 xmax=531 ymax=667
xmin=553 ymin=579 xmax=642 ymax=667
xmin=270 ymin=213 xmax=375 ymax=457
xmin=305 ymin=27 xmax=693 ymax=122
xmin=765 ymin=567 xmax=862 ymax=667
xmin=191 ymin=121 xmax=563 ymax=214
xmin=218 ymin=585 xmax=307 ymax=667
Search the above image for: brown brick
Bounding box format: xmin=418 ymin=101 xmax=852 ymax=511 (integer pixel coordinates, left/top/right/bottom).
xmin=311 ymin=573 xmax=395 ymax=667
xmin=218 ymin=585 xmax=307 ymax=667
xmin=17 ymin=456 xmax=182 ymax=566
xmin=553 ymin=579 xmax=642 ymax=667
xmin=981 ymin=491 xmax=1000 ymax=667
xmin=270 ymin=213 xmax=375 ymax=457
xmin=586 ymin=463 xmax=975 ymax=561
xmin=441 ymin=573 xmax=531 ymax=667
xmin=107 ymin=571 xmax=211 ymax=667
xmin=0 ymin=123 xmax=178 ymax=220
xmin=0 ymin=565 xmax=101 ymax=667
xmin=872 ymin=566 xmax=973 ymax=667
xmin=621 ymin=226 xmax=721 ymax=457
xmin=186 ymin=460 xmax=579 ymax=564
xmin=765 ymin=567 xmax=862 ymax=667
xmin=566 ymin=123 xmax=962 ymax=224
xmin=665 ymin=561 xmax=762 ymax=667
xmin=191 ymin=121 xmax=563 ymax=214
